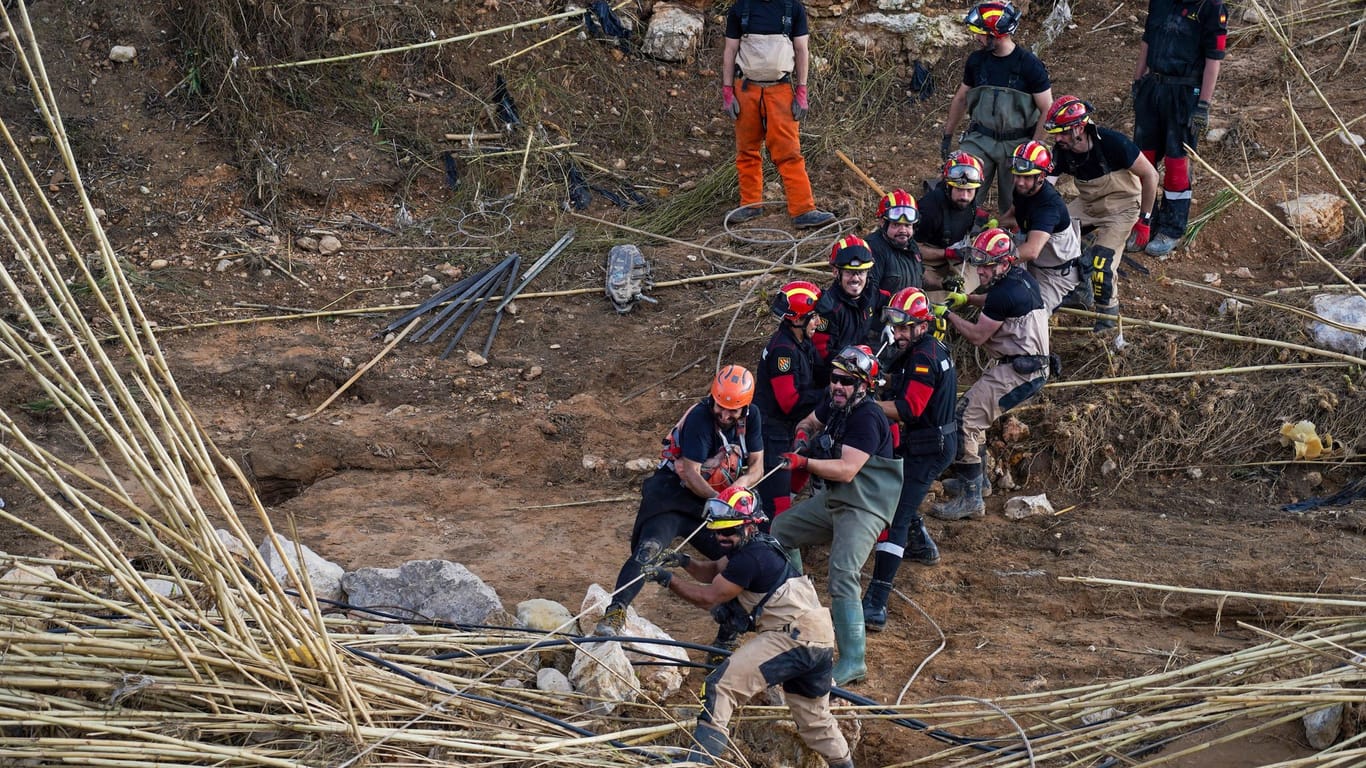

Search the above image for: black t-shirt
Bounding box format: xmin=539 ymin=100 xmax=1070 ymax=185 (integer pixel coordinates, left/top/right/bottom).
xmin=915 ymin=183 xmax=977 ymax=249
xmin=1013 ymin=181 xmax=1071 ymax=235
xmin=983 ymin=266 xmax=1044 ymax=322
xmin=677 ymin=402 xmax=764 ymax=464
xmin=962 ymin=46 xmax=1050 ymax=93
xmin=720 ymin=537 xmax=789 ymax=594
xmin=725 ymin=0 xmax=810 ymax=38
xmin=1053 ymin=126 xmax=1140 ymax=182
xmin=813 ymin=397 xmax=894 ymax=458
xmin=1143 ymin=0 xmax=1228 ymax=76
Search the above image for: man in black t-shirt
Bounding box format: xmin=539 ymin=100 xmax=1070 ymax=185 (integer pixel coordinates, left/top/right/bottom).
xmin=941 ymin=1 xmax=1054 ymax=212
xmin=1045 ymin=96 xmax=1159 ymax=330
xmin=641 ymin=487 xmax=852 ymax=768
xmin=1001 ymin=140 xmax=1083 ymax=313
xmin=918 ymin=151 xmax=992 ymax=295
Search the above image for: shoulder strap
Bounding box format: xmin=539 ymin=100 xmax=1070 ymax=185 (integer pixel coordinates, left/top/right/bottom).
xmin=782 ymin=0 xmax=793 ymax=36
xmin=740 ymin=0 xmax=751 ymax=33
xmin=743 ymin=534 xmax=801 ymax=625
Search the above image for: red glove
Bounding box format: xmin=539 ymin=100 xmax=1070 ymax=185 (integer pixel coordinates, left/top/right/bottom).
xmin=945 ymin=245 xmax=962 ymax=263
xmin=792 ymin=85 xmax=809 ymax=120
xmin=782 ymin=452 xmax=808 ymax=472
xmin=793 ymin=429 xmax=811 ymax=453
xmin=722 ymin=85 xmax=740 ymax=120
xmin=1128 ymin=218 xmax=1151 ymax=251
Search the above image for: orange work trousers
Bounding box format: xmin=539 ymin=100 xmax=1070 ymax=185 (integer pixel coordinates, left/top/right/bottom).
xmin=734 ymin=80 xmax=816 ymax=217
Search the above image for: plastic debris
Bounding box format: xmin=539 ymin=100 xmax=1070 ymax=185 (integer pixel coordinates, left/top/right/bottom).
xmin=1279 ymin=420 xmax=1333 ymax=460
xmin=605 ymin=244 xmax=655 ymax=313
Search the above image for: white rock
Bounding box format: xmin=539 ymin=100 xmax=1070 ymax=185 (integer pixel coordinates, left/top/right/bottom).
xmin=342 ymin=560 xmax=503 ymax=625
xmin=582 ymin=454 xmax=608 ymax=471
xmin=149 ymin=259 xmax=169 ymax=270
xmin=517 ymin=598 xmax=575 ymax=633
xmin=466 ymin=351 xmax=488 ymax=367
xmin=317 ymin=235 xmax=343 ymax=255
xmin=1218 ymin=297 xmax=1248 ymax=316
xmin=295 ymin=236 xmax=319 ymax=252
xmin=1205 ymin=127 xmax=1227 ymax=143
xmin=1 ymin=564 xmax=57 ymax=600
xmin=1303 ymin=699 xmax=1343 ymax=748
xmin=1308 ymin=294 xmax=1366 ymax=355
xmin=144 ymin=578 xmax=181 ymax=598
xmin=1100 ymin=458 xmax=1118 ymax=476
xmin=1242 ymin=5 xmax=1261 ymax=22
xmin=1187 ymin=467 xmax=1204 ymax=480
xmin=258 ymin=536 xmax=345 ymax=604
xmin=625 ymin=457 xmax=656 ymax=472
xmin=216 ymin=258 xmax=235 ymax=272
xmin=523 ymin=365 xmax=542 ymax=381
xmin=1003 ymin=494 xmax=1054 ymax=519
xmin=537 ymin=667 xmax=574 ymax=694
xmin=214 ymin=528 xmax=253 ymax=562
xmin=641 ymin=4 xmax=703 ymax=62
xmin=109 ymin=46 xmax=137 ymax=63
xmin=570 ymin=639 xmax=640 ymax=713
xmin=581 ymin=584 xmax=686 ymax=697
xmin=1277 ymin=193 xmax=1347 ymax=243
xmin=1337 ymin=130 xmax=1365 ymax=148
xmin=1232 ymin=267 xmax=1254 ymax=279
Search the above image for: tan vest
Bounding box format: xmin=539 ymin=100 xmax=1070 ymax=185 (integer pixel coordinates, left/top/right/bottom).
xmin=740 ymin=574 xmax=835 ymax=646
xmin=737 ymin=34 xmax=795 ymax=82
xmin=982 ymin=268 xmax=1050 ymax=359
xmin=1072 ymin=169 xmax=1141 ymax=225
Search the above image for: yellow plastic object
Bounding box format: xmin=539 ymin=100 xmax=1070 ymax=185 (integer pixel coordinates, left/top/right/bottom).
xmin=1279 ymin=420 xmax=1334 ymax=459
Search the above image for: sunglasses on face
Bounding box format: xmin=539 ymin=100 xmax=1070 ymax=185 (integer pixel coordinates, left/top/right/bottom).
xmin=829 ymin=373 xmax=860 ymax=386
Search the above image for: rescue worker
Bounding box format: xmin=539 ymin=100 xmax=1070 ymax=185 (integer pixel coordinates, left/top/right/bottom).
xmin=771 ymin=345 xmax=902 ymax=685
xmin=917 ymin=151 xmax=991 ymax=293
xmin=930 ymin=230 xmax=1049 ymax=521
xmin=640 ymin=486 xmax=853 ymax=768
xmin=941 ymin=0 xmax=1054 ymax=213
xmin=1131 ymin=0 xmax=1227 ymax=256
xmin=755 ymin=281 xmax=825 ymax=521
xmin=1000 ymin=140 xmax=1084 ymax=313
xmin=811 ymin=236 xmax=886 ymax=386
xmin=864 ymin=288 xmax=957 ymax=631
xmin=866 ymin=189 xmax=924 ymax=297
xmin=1044 ymin=96 xmax=1159 ymax=330
xmin=721 ymin=0 xmax=835 ymax=229
xmin=596 ymin=366 xmax=765 ymax=635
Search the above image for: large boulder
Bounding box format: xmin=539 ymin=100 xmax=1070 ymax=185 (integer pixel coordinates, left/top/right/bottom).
xmin=259 ymin=536 xmax=345 ymax=604
xmin=1308 ymin=294 xmax=1366 ymax=355
xmin=1277 ymin=193 xmax=1347 ymax=243
xmin=342 ymin=559 xmax=503 ymax=625
xmin=846 ymin=12 xmax=970 ymax=61
xmin=581 ymin=584 xmax=687 ymax=697
xmin=642 ymin=3 xmax=704 ymax=62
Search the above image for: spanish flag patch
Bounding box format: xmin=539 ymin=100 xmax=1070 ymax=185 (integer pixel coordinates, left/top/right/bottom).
xmin=914 ymin=365 xmax=930 ymax=374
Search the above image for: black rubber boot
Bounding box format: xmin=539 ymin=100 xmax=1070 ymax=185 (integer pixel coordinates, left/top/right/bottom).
xmin=680 ymin=722 xmax=728 ymax=765
xmin=905 ymin=518 xmax=941 ymax=565
xmin=862 ymin=578 xmax=894 ymax=632
xmin=930 ymin=463 xmax=985 ymax=520
xmin=1093 ymin=304 xmax=1119 ymax=332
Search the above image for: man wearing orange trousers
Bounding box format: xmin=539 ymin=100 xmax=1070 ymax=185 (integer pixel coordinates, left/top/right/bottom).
xmin=721 ymin=0 xmax=834 ymax=229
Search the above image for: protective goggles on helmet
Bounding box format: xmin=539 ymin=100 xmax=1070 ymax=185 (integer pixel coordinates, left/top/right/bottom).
xmin=883 ymin=206 xmax=919 ymax=224
xmin=1011 ymin=156 xmax=1047 ymax=175
xmin=704 ymin=498 xmax=746 ymax=529
xmin=882 ymin=306 xmax=926 ymax=327
xmin=945 ymin=164 xmax=984 ymax=185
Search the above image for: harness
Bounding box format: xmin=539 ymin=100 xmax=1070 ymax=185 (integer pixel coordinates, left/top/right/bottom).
xmin=711 ymin=534 xmax=801 ymax=634
xmin=659 ymin=399 xmax=749 ymax=471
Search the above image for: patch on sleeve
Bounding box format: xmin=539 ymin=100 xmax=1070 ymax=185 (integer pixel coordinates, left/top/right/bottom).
xmin=815 ymin=316 xmax=829 ymax=332
xmin=777 ymin=356 xmax=792 ymax=373
xmin=914 ymin=365 xmax=930 ymax=374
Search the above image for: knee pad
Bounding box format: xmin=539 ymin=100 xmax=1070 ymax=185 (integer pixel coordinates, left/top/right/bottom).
xmin=1163 ymin=157 xmax=1190 ymax=191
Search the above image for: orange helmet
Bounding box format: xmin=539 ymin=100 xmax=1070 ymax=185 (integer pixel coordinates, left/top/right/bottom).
xmin=1010 ymin=141 xmax=1054 ymax=176
xmin=967 ymin=228 xmax=1018 ymax=267
xmin=884 ymin=287 xmax=933 ymax=326
xmin=711 ymin=364 xmax=755 ymax=410
xmin=705 ymin=485 xmax=767 ymax=529
xmin=831 ymin=345 xmax=880 ymax=388
xmin=877 ymin=189 xmax=919 ymax=224
xmin=701 ymin=448 xmax=743 ymax=493
xmin=942 ymin=151 xmax=986 ymax=190
xmin=771 ymin=280 xmax=821 ymax=323
xmin=829 ymin=235 xmax=875 ymax=271
xmin=1044 ymin=95 xmax=1093 ymax=134
xmin=965 ymin=1 xmax=1021 ymax=36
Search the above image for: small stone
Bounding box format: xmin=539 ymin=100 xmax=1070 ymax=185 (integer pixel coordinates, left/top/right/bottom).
xmin=1004 ymin=493 xmax=1054 ymax=520
xmin=1203 ymin=272 xmax=1221 ymax=284
xmin=1304 ymin=471 xmax=1323 ymax=487
xmin=537 ymin=668 xmax=574 ymax=694
xmin=625 ymin=458 xmax=655 ymax=472
xmin=318 ymin=235 xmax=342 ymax=255
xmin=466 ymin=351 xmax=488 ymax=368
xmin=504 ymin=302 xmax=518 ymax=316
xmin=1233 ymin=267 xmax=1254 ymax=279
xmin=613 ymin=158 xmax=627 ymax=169
xmin=215 ymin=258 xmax=234 ymax=272
xmin=1100 ymin=458 xmax=1118 ymax=476
xmin=523 ymin=365 xmax=543 ymax=381
xmin=535 ymin=419 xmax=558 ymax=436
xmin=295 ymin=236 xmax=319 ymax=251
xmin=138 ymin=185 xmax=151 ymax=195
xmin=1186 ymin=467 xmax=1204 ymax=480
xmin=416 ymin=275 xmax=438 ymax=287
xmin=549 ymin=343 xmax=562 ymax=350
xmin=109 ymin=45 xmax=137 ymax=63
xmin=148 ymin=259 xmax=169 ymax=270
xmin=437 ymin=262 xmax=462 ymax=278
xmin=582 ymin=454 xmax=608 ymax=471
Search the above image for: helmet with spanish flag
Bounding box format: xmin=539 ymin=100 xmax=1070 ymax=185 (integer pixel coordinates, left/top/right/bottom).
xmin=829 ymin=235 xmax=875 ymax=271
xmin=771 ymin=280 xmax=821 ymax=323
xmin=965 ymin=0 xmax=1021 ymax=37
xmin=876 ymin=189 xmax=919 ymax=224
xmin=704 ymin=485 xmax=767 ymax=530
xmin=1010 ymin=141 xmax=1054 ymax=176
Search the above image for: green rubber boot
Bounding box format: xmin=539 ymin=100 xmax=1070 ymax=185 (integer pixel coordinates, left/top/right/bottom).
xmin=831 ymin=598 xmax=867 ymax=685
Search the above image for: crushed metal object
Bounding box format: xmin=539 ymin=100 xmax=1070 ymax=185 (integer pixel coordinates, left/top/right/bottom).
xmin=605 ymin=244 xmax=655 ymax=313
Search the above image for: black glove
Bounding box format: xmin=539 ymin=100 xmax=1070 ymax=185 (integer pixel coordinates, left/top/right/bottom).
xmin=656 ymin=551 xmax=691 ymax=569
xmin=939 ymin=134 xmax=953 ymax=161
xmin=641 ymin=564 xmax=672 ymax=587
xmin=1189 ymin=100 xmax=1210 ymax=137
xmin=943 ymin=275 xmax=964 ymax=294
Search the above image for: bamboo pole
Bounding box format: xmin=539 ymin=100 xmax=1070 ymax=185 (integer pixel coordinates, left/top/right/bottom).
xmin=568 ymin=211 xmax=827 ymax=277
xmin=1043 ymin=361 xmax=1350 ymax=389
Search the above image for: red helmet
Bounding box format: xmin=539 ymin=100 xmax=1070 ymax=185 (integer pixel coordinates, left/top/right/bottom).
xmin=711 ymin=364 xmax=755 ymax=410
xmin=884 ymin=287 xmax=933 ymax=326
xmin=771 ymin=280 xmax=821 ymax=323
xmin=829 ymin=236 xmax=875 ymax=271
xmin=1044 ymin=96 xmax=1093 ymax=134
xmin=1010 ymin=141 xmax=1054 ymax=176
xmin=831 ymin=345 xmax=880 ymax=388
xmin=942 ymin=151 xmax=986 ymax=190
xmin=704 ymin=485 xmax=767 ymax=530
xmin=967 ymin=228 xmax=1018 ymax=267
xmin=877 ymin=189 xmax=919 ymax=224
xmin=965 ymin=1 xmax=1021 ymax=37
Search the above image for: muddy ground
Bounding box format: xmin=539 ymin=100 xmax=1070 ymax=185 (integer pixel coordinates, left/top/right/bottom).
xmin=1 ymin=0 xmax=1364 ymax=764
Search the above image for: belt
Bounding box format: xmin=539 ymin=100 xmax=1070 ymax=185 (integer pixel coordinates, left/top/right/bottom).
xmin=1148 ymin=72 xmax=1198 ymax=86
xmin=1000 ymin=354 xmax=1047 ymax=364
xmin=904 ymin=423 xmax=956 ymax=441
xmin=1035 ymin=257 xmax=1078 ymax=272
xmin=741 ymin=74 xmax=791 ymax=87
xmin=969 ymin=123 xmax=1032 ymax=142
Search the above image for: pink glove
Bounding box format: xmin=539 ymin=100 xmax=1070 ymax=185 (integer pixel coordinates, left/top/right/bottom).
xmin=792 ymin=85 xmax=809 ymax=121
xmin=722 ymin=85 xmax=740 ymax=120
